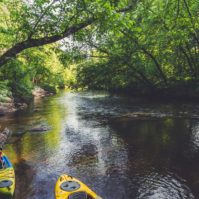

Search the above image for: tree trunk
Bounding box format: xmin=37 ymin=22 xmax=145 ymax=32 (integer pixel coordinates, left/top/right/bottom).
xmin=0 ymin=18 xmax=95 ymax=67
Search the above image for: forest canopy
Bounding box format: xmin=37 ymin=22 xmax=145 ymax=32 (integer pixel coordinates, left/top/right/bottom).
xmin=1 ymin=0 xmax=199 ymax=103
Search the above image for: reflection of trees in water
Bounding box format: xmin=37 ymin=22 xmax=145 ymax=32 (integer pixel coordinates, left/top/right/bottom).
xmin=108 ymin=117 xmax=199 ymax=198
xmin=109 ymin=117 xmax=192 ymax=161
xmin=2 ymin=92 xmax=199 ymax=198
xmin=4 ymin=96 xmax=66 ymax=162
xmin=14 ymin=159 xmax=36 ymax=199
xmin=109 ymin=117 xmax=194 ymax=170
xmin=1 ymin=94 xmax=66 ymax=156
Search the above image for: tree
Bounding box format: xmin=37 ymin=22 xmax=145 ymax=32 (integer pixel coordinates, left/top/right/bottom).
xmin=73 ymin=0 xmax=199 ymax=96
xmin=0 ymin=0 xmax=132 ymax=67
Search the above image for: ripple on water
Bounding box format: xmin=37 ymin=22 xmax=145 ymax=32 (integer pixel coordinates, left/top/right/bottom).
xmin=137 ymin=171 xmax=194 ymax=199
xmin=1 ymin=92 xmax=199 ymax=199
xmin=190 ymin=121 xmax=199 ymax=151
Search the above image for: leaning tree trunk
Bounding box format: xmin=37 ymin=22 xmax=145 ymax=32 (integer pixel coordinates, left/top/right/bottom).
xmin=0 ymin=18 xmax=95 ymax=68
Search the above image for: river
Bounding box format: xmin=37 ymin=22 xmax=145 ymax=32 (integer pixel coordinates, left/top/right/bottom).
xmin=1 ymin=91 xmax=199 ymax=199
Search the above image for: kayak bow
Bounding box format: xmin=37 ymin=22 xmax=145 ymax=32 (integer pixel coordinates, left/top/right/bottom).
xmin=0 ymin=153 xmax=15 ymax=198
xmin=55 ymin=174 xmax=102 ymax=199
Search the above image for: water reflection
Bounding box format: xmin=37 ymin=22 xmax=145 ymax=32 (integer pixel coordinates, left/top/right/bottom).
xmin=14 ymin=159 xmax=36 ymax=199
xmin=0 ymin=92 xmax=199 ymax=198
xmin=137 ymin=171 xmax=194 ymax=199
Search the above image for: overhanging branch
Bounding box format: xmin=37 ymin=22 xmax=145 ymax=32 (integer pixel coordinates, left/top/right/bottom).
xmin=0 ymin=17 xmax=96 ymax=67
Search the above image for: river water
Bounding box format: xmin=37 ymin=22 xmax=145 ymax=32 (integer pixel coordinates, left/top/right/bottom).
xmin=1 ymin=91 xmax=199 ymax=199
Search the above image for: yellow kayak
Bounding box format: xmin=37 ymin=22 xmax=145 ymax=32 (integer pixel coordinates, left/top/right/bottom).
xmin=55 ymin=174 xmax=102 ymax=199
xmin=0 ymin=153 xmax=15 ymax=198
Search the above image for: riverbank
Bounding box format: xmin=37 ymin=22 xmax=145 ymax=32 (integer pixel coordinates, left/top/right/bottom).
xmin=2 ymin=83 xmax=199 ymax=116
xmin=0 ymin=99 xmax=16 ymax=116
xmin=0 ymin=87 xmax=55 ymax=116
xmin=0 ymin=82 xmax=15 ymax=116
xmin=109 ymin=83 xmax=199 ymax=103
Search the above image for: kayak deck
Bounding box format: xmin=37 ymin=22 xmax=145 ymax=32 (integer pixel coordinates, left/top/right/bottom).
xmin=0 ymin=154 xmax=15 ymax=197
xmin=55 ymin=174 xmax=102 ymax=199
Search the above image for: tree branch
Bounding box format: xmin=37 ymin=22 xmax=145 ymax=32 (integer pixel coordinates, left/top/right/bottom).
xmin=116 ymin=0 xmax=139 ymax=13
xmin=120 ymin=29 xmax=168 ymax=87
xmin=28 ymin=0 xmax=57 ymax=39
xmin=0 ymin=17 xmax=95 ymax=67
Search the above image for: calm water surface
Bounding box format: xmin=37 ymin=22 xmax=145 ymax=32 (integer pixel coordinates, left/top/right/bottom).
xmin=0 ymin=91 xmax=199 ymax=199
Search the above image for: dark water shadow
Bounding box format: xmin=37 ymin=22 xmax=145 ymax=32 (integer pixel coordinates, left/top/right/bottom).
xmin=14 ymin=159 xmax=36 ymax=199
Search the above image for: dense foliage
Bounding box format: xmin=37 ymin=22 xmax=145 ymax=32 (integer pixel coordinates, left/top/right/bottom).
xmin=75 ymin=0 xmax=199 ymax=98
xmin=1 ymin=0 xmax=199 ymax=103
